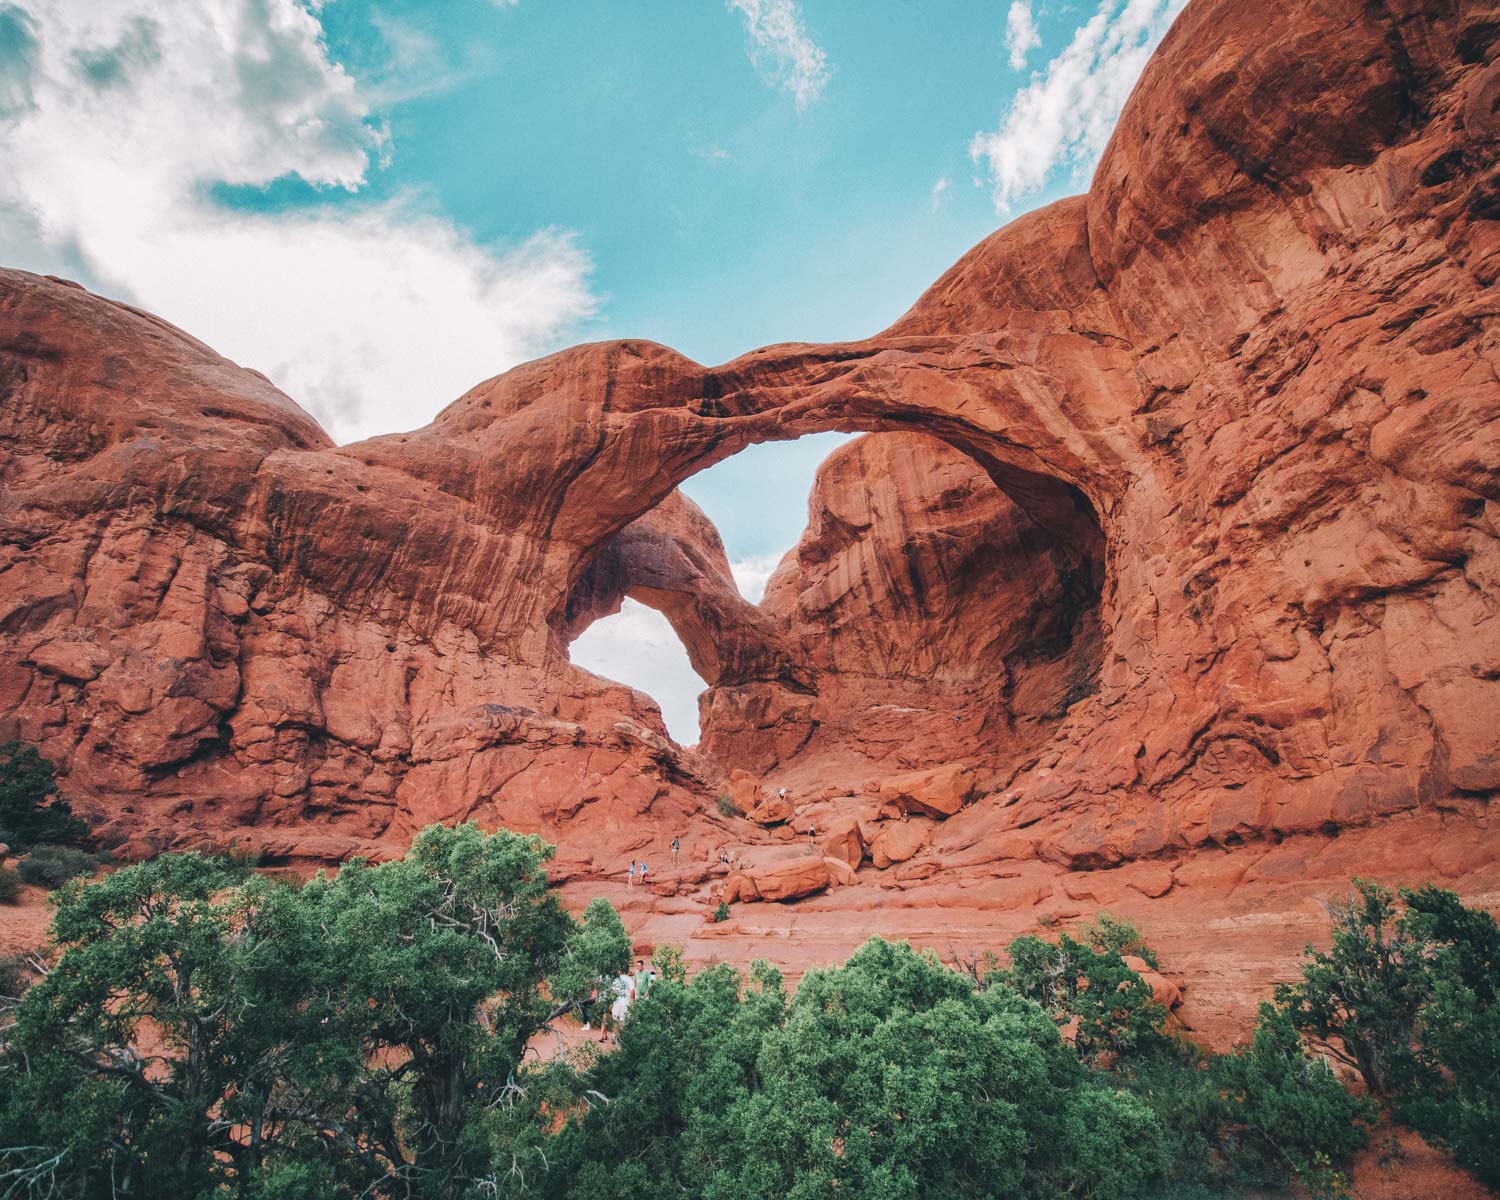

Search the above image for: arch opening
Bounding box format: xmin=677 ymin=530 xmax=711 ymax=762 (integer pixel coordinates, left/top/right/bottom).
xmin=562 ymin=424 xmax=1106 ymax=787
xmin=569 ymin=600 xmax=708 ymax=745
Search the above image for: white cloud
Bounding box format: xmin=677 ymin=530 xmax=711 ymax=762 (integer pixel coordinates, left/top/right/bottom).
xmin=0 ymin=0 xmax=596 ymax=444
xmin=570 ymin=599 xmax=708 ymax=745
xmin=929 ymin=175 xmax=951 ymax=212
xmin=1004 ymin=1 xmax=1041 ymax=70
xmin=730 ymin=551 xmax=786 ymax=603
xmin=970 ymin=0 xmax=1187 ymax=212
xmin=727 ymin=0 xmax=829 ymax=109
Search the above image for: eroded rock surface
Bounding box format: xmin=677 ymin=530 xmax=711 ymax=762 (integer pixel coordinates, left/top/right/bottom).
xmin=1 ymin=0 xmax=1498 ymax=1033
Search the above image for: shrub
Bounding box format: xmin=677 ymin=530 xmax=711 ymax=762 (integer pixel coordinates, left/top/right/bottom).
xmin=0 ymin=742 xmax=87 ymax=849
xmin=714 ymin=791 xmax=739 ymax=818
xmin=1276 ymin=878 xmax=1426 ymax=1097
xmin=215 ymin=842 xmax=264 ymax=874
xmin=1003 ymin=920 xmax=1168 ymax=1065
xmin=1087 ymin=912 xmax=1159 ymax=968
xmin=0 ymin=954 xmax=25 ymax=1000
xmin=1392 ymin=885 xmax=1500 ymax=1188
xmin=548 ymin=938 xmax=1171 ymax=1200
xmin=1111 ymin=1040 xmax=1237 ymax=1196
xmin=1276 ymin=879 xmax=1500 ymax=1189
xmin=0 ymin=866 xmax=20 ymax=904
xmin=1214 ymin=1003 xmax=1373 ymax=1190
xmin=17 ymin=844 xmax=97 ymax=889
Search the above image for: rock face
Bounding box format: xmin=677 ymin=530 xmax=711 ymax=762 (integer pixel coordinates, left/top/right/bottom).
xmin=1 ymin=0 xmax=1498 ymax=919
xmin=698 ymin=434 xmax=1102 ymax=783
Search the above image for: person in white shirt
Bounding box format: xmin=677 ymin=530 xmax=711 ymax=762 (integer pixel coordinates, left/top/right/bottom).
xmin=601 ymin=970 xmax=635 ymax=1043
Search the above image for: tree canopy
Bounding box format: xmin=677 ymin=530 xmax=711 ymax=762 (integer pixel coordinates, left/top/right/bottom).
xmin=0 ymin=823 xmax=629 ymax=1199
xmin=2 ymin=831 xmax=1494 ymax=1200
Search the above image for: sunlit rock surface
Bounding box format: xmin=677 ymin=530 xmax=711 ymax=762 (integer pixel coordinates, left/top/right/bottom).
xmin=2 ymin=0 xmax=1497 ymax=1045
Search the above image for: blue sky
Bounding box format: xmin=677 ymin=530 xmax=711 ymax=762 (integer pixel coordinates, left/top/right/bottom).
xmin=0 ymin=0 xmax=1187 ymax=740
xmin=310 ymin=0 xmax=1017 ymax=366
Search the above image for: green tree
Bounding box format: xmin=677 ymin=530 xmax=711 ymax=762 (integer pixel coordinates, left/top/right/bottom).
xmin=0 ymin=741 xmax=87 ymax=849
xmin=547 ymin=938 xmax=1169 ymax=1200
xmin=296 ymin=822 xmax=629 ymax=1197
xmin=1275 ymin=879 xmax=1500 ymax=1189
xmin=1275 ymin=879 xmax=1426 ymax=1098
xmin=1392 ymin=885 xmax=1500 ymax=1187
xmin=0 ymin=853 xmax=281 ymax=1197
xmin=1214 ymin=1003 xmax=1373 ymax=1190
xmin=1002 ymin=922 xmax=1168 ymax=1065
xmin=0 ymin=823 xmax=629 ymax=1199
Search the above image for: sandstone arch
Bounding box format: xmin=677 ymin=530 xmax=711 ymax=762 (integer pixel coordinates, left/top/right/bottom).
xmin=0 ymin=0 xmax=1495 ymax=877
xmin=560 ymin=432 xmax=1106 ymax=781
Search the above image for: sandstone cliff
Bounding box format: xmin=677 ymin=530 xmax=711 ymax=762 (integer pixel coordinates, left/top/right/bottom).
xmin=1 ymin=0 xmax=1498 ymax=1035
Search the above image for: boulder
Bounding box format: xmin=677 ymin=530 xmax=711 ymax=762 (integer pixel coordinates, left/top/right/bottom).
xmin=746 ymin=792 xmax=794 ymax=826
xmin=870 ymin=822 xmax=930 ymax=869
xmin=1127 ymin=864 xmax=1176 ymax=899
xmin=721 ymin=871 xmax=761 ymax=904
xmin=824 ymin=856 xmax=858 ymax=887
xmin=725 ymin=770 xmax=764 ymax=816
xmin=819 ymin=815 xmax=866 ymax=869
xmin=1123 ymin=954 xmax=1183 ymax=1011
xmin=748 ymin=856 xmax=834 ymax=903
xmin=879 ymin=763 xmax=978 ymax=819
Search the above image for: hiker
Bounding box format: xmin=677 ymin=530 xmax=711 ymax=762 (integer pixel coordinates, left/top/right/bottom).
xmin=627 ymin=860 xmax=636 ymax=888
xmin=639 ymin=861 xmax=649 ymax=887
xmin=778 ymin=786 xmax=789 ymax=803
xmin=633 ymin=957 xmax=654 ymax=1003
xmin=602 ymin=970 xmax=634 ymax=1042
xmin=671 ymin=836 xmax=680 ymax=865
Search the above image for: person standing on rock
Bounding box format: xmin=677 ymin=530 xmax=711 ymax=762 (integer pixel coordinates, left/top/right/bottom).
xmin=671 ymin=836 xmax=680 ymax=866
xmin=627 ymin=860 xmax=636 ymax=889
xmin=639 ymin=861 xmax=649 ymax=888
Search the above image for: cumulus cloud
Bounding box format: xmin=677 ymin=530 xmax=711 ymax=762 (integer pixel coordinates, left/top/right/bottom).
xmin=569 ymin=600 xmax=708 ymax=745
xmin=1004 ymin=1 xmax=1041 ymax=70
xmin=727 ymin=0 xmax=829 ymax=109
xmin=0 ymin=5 xmax=39 ymax=116
xmin=730 ymin=551 xmax=787 ymax=603
xmin=0 ymin=0 xmax=596 ymax=444
xmin=970 ymin=0 xmax=1187 ymax=212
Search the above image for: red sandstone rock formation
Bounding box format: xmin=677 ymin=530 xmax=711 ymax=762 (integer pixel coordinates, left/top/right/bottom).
xmin=699 ymin=433 xmax=1101 ymax=782
xmin=1 ymin=0 xmax=1498 ymax=1032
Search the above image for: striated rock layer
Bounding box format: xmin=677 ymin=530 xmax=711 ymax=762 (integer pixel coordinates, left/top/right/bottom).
xmin=1 ymin=0 xmax=1498 ymax=1035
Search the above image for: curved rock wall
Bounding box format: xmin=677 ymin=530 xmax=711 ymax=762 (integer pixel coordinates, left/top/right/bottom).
xmin=0 ymin=0 xmax=1496 ymax=880
xmin=695 ymin=433 xmax=1102 ymax=779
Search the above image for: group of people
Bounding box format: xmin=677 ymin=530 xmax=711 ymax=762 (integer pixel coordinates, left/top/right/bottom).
xmin=626 ymin=837 xmax=684 ymax=888
xmin=583 ymin=957 xmax=657 ymax=1043
xmin=624 ymin=788 xmax=803 ymax=885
